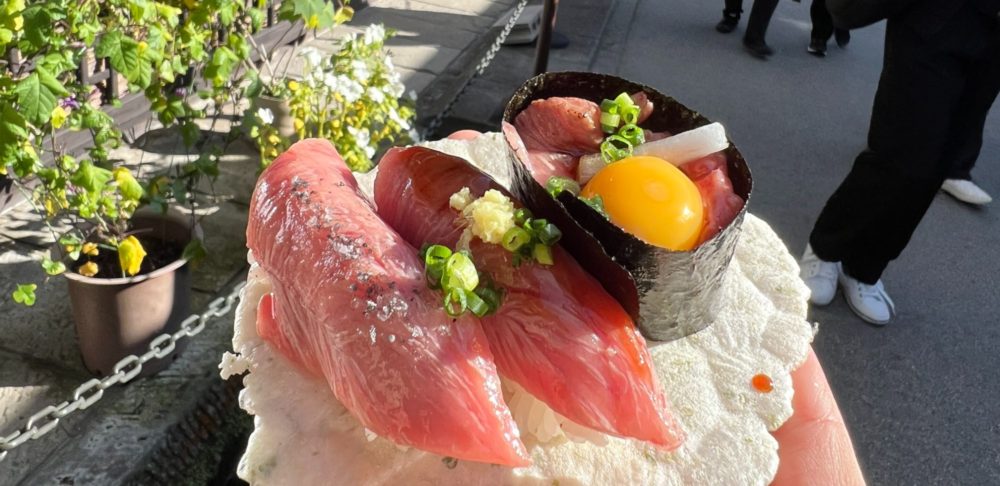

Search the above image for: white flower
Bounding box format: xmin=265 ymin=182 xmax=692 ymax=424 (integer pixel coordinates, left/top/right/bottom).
xmin=408 ymin=128 xmax=422 ymax=142
xmin=348 ymin=126 xmax=371 ymax=148
xmin=366 ymin=87 xmax=385 ymax=104
xmin=256 ymin=107 xmax=274 ymax=124
xmin=364 ymin=24 xmax=386 ymax=45
xmin=407 ymin=90 xmax=418 ymax=101
xmin=351 ymin=59 xmax=370 ymax=80
xmin=384 ymin=55 xmax=395 ymax=73
xmin=323 ymin=73 xmax=339 ymax=91
xmin=386 ymin=79 xmax=405 ymax=98
xmin=388 ymin=107 xmax=410 ymax=130
xmin=299 ymin=47 xmax=323 ymax=68
xmin=365 ymin=145 xmax=376 ymax=158
xmin=340 ymin=77 xmax=364 ymax=103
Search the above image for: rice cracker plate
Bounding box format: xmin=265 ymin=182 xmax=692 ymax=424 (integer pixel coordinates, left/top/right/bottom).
xmin=220 ymin=133 xmax=814 ymax=485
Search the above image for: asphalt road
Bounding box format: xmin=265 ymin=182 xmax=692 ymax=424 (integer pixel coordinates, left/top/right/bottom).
xmin=590 ymin=1 xmax=1000 ymax=484
xmin=452 ymin=0 xmax=1000 ymax=484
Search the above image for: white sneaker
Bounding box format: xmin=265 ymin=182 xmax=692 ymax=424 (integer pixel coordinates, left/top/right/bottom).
xmin=941 ymin=179 xmax=992 ymax=205
xmin=799 ymin=244 xmax=838 ymax=306
xmin=838 ymin=268 xmax=895 ymax=325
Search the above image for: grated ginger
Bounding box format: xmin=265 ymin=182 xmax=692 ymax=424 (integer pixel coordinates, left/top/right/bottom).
xmin=450 ymin=188 xmax=516 ymax=245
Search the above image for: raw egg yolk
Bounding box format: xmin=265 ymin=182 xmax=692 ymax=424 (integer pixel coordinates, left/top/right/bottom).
xmin=581 ymin=156 xmax=704 ymax=251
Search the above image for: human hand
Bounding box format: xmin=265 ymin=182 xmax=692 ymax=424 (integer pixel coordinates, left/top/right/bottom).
xmin=772 ymin=347 xmax=866 ymax=485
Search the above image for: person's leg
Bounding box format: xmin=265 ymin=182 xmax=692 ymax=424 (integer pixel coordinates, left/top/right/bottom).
xmin=809 ymin=16 xmax=972 ymax=283
xmin=717 ymin=0 xmax=743 ymax=33
xmin=942 ymin=32 xmax=1000 ymax=182
xmin=743 ymin=0 xmax=779 ymax=57
xmin=809 ymin=0 xmax=834 ymax=43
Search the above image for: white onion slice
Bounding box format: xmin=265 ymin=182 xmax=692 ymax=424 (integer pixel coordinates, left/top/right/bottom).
xmin=633 ymin=122 xmax=729 ymax=166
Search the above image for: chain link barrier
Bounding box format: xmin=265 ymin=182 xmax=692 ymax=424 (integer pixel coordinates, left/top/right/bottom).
xmin=0 ymin=0 xmax=529 ymax=466
xmin=0 ymin=282 xmax=245 ymax=463
xmin=422 ymin=0 xmax=530 ymax=138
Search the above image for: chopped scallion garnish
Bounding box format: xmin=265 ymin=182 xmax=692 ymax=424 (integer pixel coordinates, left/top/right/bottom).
xmin=546 ymin=176 xmax=581 ymax=198
xmin=598 ymin=92 xmax=646 ymax=163
xmin=444 ymin=252 xmax=479 ymax=291
xmin=514 ymin=208 xmax=533 ymax=225
xmin=532 ymin=244 xmax=554 ymax=266
xmin=444 ymin=288 xmax=467 ymax=317
xmin=502 ymin=227 xmax=531 ymax=252
xmin=422 ymin=243 xmax=502 ymax=317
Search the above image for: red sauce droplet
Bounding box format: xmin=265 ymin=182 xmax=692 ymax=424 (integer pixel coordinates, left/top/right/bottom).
xmin=752 ymin=373 xmax=773 ymax=393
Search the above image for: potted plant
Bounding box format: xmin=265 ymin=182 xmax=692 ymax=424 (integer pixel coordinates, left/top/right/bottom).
xmin=243 ymin=1 xmax=356 ymax=143
xmin=248 ymin=23 xmax=418 ymax=172
xmin=1 ymin=0 xmax=262 ymax=376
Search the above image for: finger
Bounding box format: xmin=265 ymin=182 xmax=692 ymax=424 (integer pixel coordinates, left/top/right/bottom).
xmin=447 ymin=130 xmax=482 ymax=141
xmin=772 ymin=348 xmax=866 ymax=486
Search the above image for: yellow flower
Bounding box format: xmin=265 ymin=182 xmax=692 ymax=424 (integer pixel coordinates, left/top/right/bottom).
xmin=306 ymin=14 xmax=319 ymax=29
xmin=293 ymin=119 xmax=304 ymax=131
xmin=266 ymin=133 xmax=281 ymax=145
xmin=77 ymin=261 xmax=99 ymax=277
xmin=82 ymin=242 xmax=99 ymax=256
xmin=287 ymin=80 xmax=300 ymax=92
xmin=50 ymin=106 xmax=68 ymax=129
xmin=117 ymin=235 xmax=147 ymax=277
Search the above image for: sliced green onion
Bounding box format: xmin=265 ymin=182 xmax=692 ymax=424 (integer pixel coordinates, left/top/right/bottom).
xmin=601 ymin=134 xmax=634 ymax=163
xmin=502 ymin=227 xmax=531 ymax=252
xmin=474 ymin=286 xmax=502 ymax=312
xmin=423 ymin=244 xmax=452 ymax=288
xmin=424 ymin=244 xmax=452 ymax=267
xmin=443 ymin=252 xmax=479 ymax=291
xmin=444 ymin=288 xmax=468 ymax=317
xmin=581 ymin=194 xmax=608 ymax=218
xmin=619 ymin=123 xmax=645 ymax=146
xmin=465 ymin=289 xmax=491 ymax=317
xmin=537 ymin=223 xmax=562 ymax=246
xmin=621 ymin=105 xmax=640 ymax=125
xmin=546 ymin=176 xmax=581 ymax=198
xmin=600 ymin=112 xmax=621 ymax=133
xmin=514 ymin=208 xmax=533 ymax=225
xmin=614 ymin=92 xmax=634 ymax=108
xmin=600 ymin=98 xmax=619 ymax=114
xmin=532 ymin=243 xmax=554 ymax=266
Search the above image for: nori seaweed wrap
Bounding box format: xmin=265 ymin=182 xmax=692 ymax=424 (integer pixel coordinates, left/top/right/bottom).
xmin=502 ymin=72 xmax=753 ymax=342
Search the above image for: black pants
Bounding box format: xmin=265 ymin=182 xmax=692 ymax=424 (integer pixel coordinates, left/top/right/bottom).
xmin=809 ymin=5 xmax=1000 ymax=284
xmin=724 ymin=0 xmax=780 ymax=42
xmin=810 ymin=0 xmax=835 ymax=42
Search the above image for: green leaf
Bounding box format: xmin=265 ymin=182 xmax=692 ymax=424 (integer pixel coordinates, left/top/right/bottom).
xmin=12 ymin=283 xmax=37 ymax=306
xmin=14 ymin=67 xmax=68 ymax=126
xmin=41 ymin=258 xmax=66 ymax=276
xmin=278 ymin=0 xmax=336 ymax=29
xmin=180 ymin=121 xmax=200 ymax=147
xmin=245 ymin=71 xmax=262 ymax=99
xmin=96 ymin=31 xmax=142 ymax=85
xmin=70 ymin=160 xmax=113 ymax=194
xmin=181 ymin=238 xmax=206 ymax=264
xmin=20 ymin=6 xmax=51 ymax=49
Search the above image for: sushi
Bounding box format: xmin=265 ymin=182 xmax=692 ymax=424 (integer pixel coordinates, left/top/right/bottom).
xmin=374 ymin=146 xmax=685 ymax=449
xmin=502 ymin=72 xmax=753 ymax=342
xmin=246 ymin=139 xmax=530 ymax=466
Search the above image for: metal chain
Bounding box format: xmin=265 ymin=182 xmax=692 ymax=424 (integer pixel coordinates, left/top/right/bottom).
xmin=0 ymin=282 xmax=246 ymax=463
xmin=423 ymin=0 xmax=530 ymax=138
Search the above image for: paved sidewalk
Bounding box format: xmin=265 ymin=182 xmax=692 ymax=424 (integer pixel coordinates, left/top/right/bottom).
xmin=0 ymin=1 xmax=529 ymax=483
